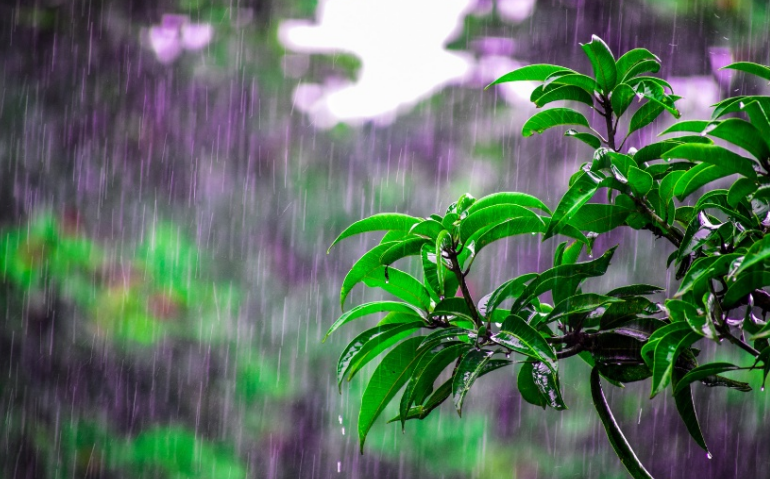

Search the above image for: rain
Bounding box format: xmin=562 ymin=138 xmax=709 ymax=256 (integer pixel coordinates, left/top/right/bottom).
xmin=0 ymin=0 xmax=769 ymax=478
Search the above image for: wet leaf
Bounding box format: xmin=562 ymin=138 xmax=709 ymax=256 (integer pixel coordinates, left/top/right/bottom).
xmin=731 ymin=234 xmax=770 ymax=278
xmin=628 ymin=100 xmax=664 ymax=136
xmin=518 ymin=362 xmax=547 ymax=408
xmin=568 ymin=204 xmax=630 ymax=234
xmin=485 ymin=273 xmax=539 ymax=315
xmin=362 ymin=267 xmax=433 ymax=310
xmin=379 ymin=237 xmax=432 ymax=266
xmin=329 ymin=214 xmax=422 ymax=252
xmin=616 ymin=48 xmax=660 ymax=81
xmin=358 ymin=336 xmax=426 ymax=453
xmin=522 ymin=108 xmax=590 ymax=137
xmin=432 ymin=297 xmax=476 ymax=323
xmin=325 ymin=301 xmax=425 ymax=341
xmin=565 ymin=129 xmax=602 ymax=149
xmin=340 ymin=243 xmax=400 ymax=309
xmin=590 ymin=368 xmax=655 ymax=479
xmin=473 ymin=216 xmax=546 ymax=252
xmin=486 ymin=64 xmax=574 ymax=88
xmin=581 ymin=35 xmax=617 ymax=92
xmin=672 ymin=369 xmax=710 ymax=455
xmin=339 ymin=322 xmax=424 ymax=389
xmin=627 ymin=166 xmax=653 ymax=196
xmin=452 ymin=349 xmax=494 ymax=416
xmin=534 ymin=85 xmax=594 ymax=108
xmin=723 ymin=271 xmax=770 ymax=308
xmin=513 ymin=246 xmax=617 ymax=312
xmin=531 ymin=361 xmax=567 ymax=409
xmin=703 ymin=118 xmax=770 ymax=162
xmin=674 ymin=163 xmax=732 ymax=201
xmin=544 ymin=170 xmax=603 ymax=239
xmin=727 ymin=177 xmax=758 ymax=207
xmin=606 ymin=284 xmax=664 ymax=297
xmin=400 ymin=341 xmax=471 ymax=428
xmin=492 ymin=314 xmax=557 ymax=371
xmin=673 ymin=362 xmax=744 ymax=395
xmin=466 ymin=192 xmax=551 ymax=216
xmin=649 ymin=327 xmax=700 ymax=398
xmin=721 ymin=61 xmax=770 ymax=82
xmin=610 ymin=83 xmax=636 ymax=118
xmin=459 ymin=204 xmax=540 ymax=243
xmin=545 ymin=293 xmax=622 ymax=324
xmin=666 ymin=144 xmax=757 ymax=179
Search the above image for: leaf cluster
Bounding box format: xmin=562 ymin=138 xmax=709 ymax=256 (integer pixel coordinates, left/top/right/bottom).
xmin=327 ymin=36 xmax=770 ymax=478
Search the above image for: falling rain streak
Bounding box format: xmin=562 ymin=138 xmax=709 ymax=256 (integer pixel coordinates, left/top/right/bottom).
xmin=0 ymin=0 xmax=769 ymax=478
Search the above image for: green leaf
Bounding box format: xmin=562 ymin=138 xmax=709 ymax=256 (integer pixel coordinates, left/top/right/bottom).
xmin=459 ymin=204 xmax=540 ymax=244
xmin=400 ymin=341 xmax=471 ymax=427
xmin=325 ymin=301 xmax=425 ymax=341
xmin=581 ymin=35 xmax=617 ymax=92
xmin=565 ymin=129 xmax=602 ymax=149
xmin=632 ymin=80 xmax=680 ymax=117
xmin=727 ymin=177 xmax=758 ymax=207
xmin=486 ymin=64 xmax=574 ymax=89
xmin=409 ymin=219 xmax=444 ymax=240
xmin=659 ymin=170 xmax=685 ymax=204
xmin=599 ymin=297 xmax=659 ymax=330
xmin=329 ymin=214 xmax=422 ymax=252
xmin=492 ymin=314 xmax=557 ymax=371
xmin=673 ymin=362 xmax=744 ymax=395
xmin=711 ymin=96 xmax=747 ymax=119
xmin=621 ymin=60 xmax=661 ymax=83
xmin=341 ymin=243 xmax=401 ymax=309
xmin=666 ymin=144 xmax=757 ymax=179
xmin=703 ymin=118 xmax=770 ymax=162
xmin=534 ymin=85 xmax=594 ymax=108
xmin=362 ymin=267 xmax=433 ymax=310
xmin=628 ymin=100 xmax=665 ymax=136
xmin=466 ymin=192 xmax=551 ymax=216
xmin=389 ymin=378 xmax=453 ymax=423
xmin=545 ymin=293 xmax=622 ymax=324
xmin=650 ymin=328 xmax=700 ymax=398
xmin=358 ymin=336 xmax=426 ymax=453
xmin=732 ymin=234 xmax=770 ymax=278
xmin=546 ymin=73 xmax=601 ymax=93
xmin=522 ymin=108 xmax=590 ymax=137
xmin=616 ymin=48 xmax=661 ymax=81
xmin=610 ymin=83 xmax=636 ymax=117
xmin=590 ymin=368 xmax=655 ymax=479
xmin=743 ymin=99 xmax=770 ymax=140
xmin=531 ymin=361 xmax=567 ymax=409
xmin=484 ymin=273 xmax=539 ymax=315
xmin=672 ymin=369 xmax=710 ymax=455
xmin=421 ymin=245 xmax=459 ymax=300
xmin=675 ymin=253 xmax=742 ymax=299
xmin=544 ymin=170 xmax=602 ymax=240
xmin=518 ymin=362 xmax=547 ymax=408
xmin=432 ymin=297 xmax=476 ymax=323
xmin=568 ymin=204 xmax=630 ymax=233
xmin=721 ymin=61 xmax=770 ymax=82
xmin=379 ymin=237 xmax=432 ymax=266
xmin=473 ymin=216 xmax=546 ymax=252
xmin=659 ymin=120 xmax=710 ymax=136
xmin=627 ymin=166 xmax=653 ymax=196
xmin=339 ymin=321 xmax=424 ymax=390
xmin=513 ymin=246 xmax=618 ymax=312
xmin=452 ymin=349 xmax=495 ymax=416
xmin=607 ymin=284 xmax=664 ymax=297
xmin=673 ymin=163 xmax=732 ymax=201
xmin=723 ymin=271 xmax=770 ymax=308
xmin=666 ymin=298 xmax=717 ymax=341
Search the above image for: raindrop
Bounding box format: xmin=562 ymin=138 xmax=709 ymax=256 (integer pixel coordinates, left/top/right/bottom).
xmin=707 ymin=452 xmax=713 ymax=460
